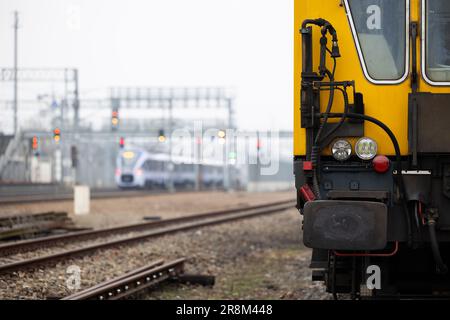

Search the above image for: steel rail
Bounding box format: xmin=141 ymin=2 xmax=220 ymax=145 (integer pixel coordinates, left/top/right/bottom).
xmin=0 ymin=202 xmax=294 ymax=274
xmin=0 ymin=199 xmax=293 ymax=256
xmin=61 ymin=258 xmax=185 ymax=300
xmin=0 ymin=188 xmax=193 ymax=205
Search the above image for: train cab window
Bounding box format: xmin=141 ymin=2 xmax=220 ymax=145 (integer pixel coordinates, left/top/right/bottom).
xmin=346 ymin=0 xmax=408 ymax=83
xmin=423 ymin=0 xmax=450 ymax=84
xmin=121 ymin=151 xmax=139 ymax=169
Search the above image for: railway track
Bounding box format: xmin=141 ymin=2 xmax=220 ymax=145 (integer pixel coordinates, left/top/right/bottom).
xmin=0 ymin=211 xmax=74 ymax=240
xmin=0 ymin=187 xmax=184 ymax=205
xmin=0 ymin=200 xmax=293 ymax=256
xmin=0 ymin=200 xmax=294 ymax=274
xmin=62 ymin=259 xmax=186 ymax=300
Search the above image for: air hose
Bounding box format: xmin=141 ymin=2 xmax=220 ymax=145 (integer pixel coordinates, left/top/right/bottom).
xmin=311 ymin=67 xmax=336 ymax=199
xmin=301 ymin=18 xmax=340 ymax=200
xmin=427 ymin=217 xmax=448 ymax=274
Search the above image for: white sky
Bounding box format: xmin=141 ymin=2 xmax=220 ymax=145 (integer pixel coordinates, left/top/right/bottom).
xmin=0 ymin=0 xmax=293 ymax=131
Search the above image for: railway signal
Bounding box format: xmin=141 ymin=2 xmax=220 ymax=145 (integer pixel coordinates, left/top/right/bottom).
xmin=53 ymin=128 xmax=61 ymax=144
xmin=158 ymin=129 xmax=166 ymax=143
xmin=119 ymin=137 xmax=125 ymax=149
xmin=218 ymin=129 xmax=226 ymax=145
xmin=30 ymin=136 xmax=39 ymax=156
xmin=111 ymin=109 xmax=119 ymax=130
xmin=228 ymin=151 xmax=237 ymax=165
xmin=217 ymin=129 xmax=226 ymax=139
xmin=256 ymin=138 xmax=262 ymax=151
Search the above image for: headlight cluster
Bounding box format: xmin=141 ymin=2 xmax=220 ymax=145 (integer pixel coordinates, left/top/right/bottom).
xmin=331 ymin=137 xmax=377 ymax=161
xmin=355 ymin=137 xmax=378 ymax=160
xmin=331 ymin=139 xmax=352 ymax=161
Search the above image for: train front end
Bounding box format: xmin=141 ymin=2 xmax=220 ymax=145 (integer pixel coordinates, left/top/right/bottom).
xmin=294 ymin=0 xmax=450 ymax=298
xmin=115 ymin=149 xmax=145 ymax=189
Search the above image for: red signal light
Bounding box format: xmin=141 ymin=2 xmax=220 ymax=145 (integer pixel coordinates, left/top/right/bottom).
xmin=256 ymin=139 xmax=262 ymax=150
xmin=53 ymin=128 xmax=61 ymax=143
xmin=111 ymin=110 xmax=119 ymax=128
xmin=372 ymin=155 xmax=390 ymax=173
xmin=32 ymin=136 xmax=38 ymax=150
xmin=119 ymin=137 xmax=125 ymax=148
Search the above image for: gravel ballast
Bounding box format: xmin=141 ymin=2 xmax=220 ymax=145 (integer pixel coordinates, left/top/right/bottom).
xmin=0 ymin=191 xmax=293 ymax=229
xmin=0 ymin=207 xmax=329 ymax=300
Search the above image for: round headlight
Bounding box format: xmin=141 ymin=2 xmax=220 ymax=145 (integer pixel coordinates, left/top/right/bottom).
xmin=331 ymin=139 xmax=352 ymax=161
xmin=355 ymin=137 xmax=378 ymax=160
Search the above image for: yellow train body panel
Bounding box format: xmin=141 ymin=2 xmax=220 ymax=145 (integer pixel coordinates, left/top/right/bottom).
xmin=294 ymin=0 xmax=450 ymax=157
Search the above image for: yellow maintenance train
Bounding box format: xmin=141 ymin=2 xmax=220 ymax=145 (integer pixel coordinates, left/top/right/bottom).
xmin=294 ymin=0 xmax=450 ymax=298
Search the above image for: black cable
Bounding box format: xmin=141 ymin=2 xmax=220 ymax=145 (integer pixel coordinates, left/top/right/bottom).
xmin=428 ymin=218 xmax=448 ymax=274
xmin=302 ymin=19 xmax=339 ymax=200
xmin=320 ymin=112 xmax=413 ymax=247
xmin=312 ymin=84 xmax=348 ymax=199
xmin=302 ymin=18 xmax=328 ymax=29
xmin=318 ymin=86 xmax=349 ymax=145
xmin=311 ymin=58 xmax=336 ymax=199
xmin=331 ymin=253 xmax=338 ymax=300
xmin=314 ymin=58 xmax=336 ymax=145
xmin=414 ymin=201 xmax=423 ymax=240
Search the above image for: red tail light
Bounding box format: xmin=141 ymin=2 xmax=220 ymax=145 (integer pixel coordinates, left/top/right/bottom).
xmin=372 ymin=155 xmax=390 ymax=173
xmin=115 ymin=168 xmax=121 ymax=176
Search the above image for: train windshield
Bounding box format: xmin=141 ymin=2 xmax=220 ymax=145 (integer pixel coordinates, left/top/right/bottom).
xmin=346 ymin=0 xmax=407 ymax=81
xmin=424 ymin=0 xmax=450 ymax=82
xmin=120 ymin=150 xmax=140 ymax=169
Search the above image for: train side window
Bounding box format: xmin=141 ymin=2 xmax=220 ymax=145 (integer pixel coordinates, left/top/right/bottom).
xmin=423 ymin=0 xmax=450 ymax=85
xmin=345 ymin=0 xmax=409 ymax=83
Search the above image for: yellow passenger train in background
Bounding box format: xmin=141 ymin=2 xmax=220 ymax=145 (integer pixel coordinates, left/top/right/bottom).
xmin=294 ymin=0 xmax=450 ymax=298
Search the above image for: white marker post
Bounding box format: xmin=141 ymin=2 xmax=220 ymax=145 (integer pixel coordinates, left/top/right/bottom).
xmin=74 ymin=185 xmax=90 ymax=215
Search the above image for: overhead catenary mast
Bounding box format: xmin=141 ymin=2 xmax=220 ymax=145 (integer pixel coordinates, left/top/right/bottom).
xmin=13 ymin=11 xmax=19 ymax=135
